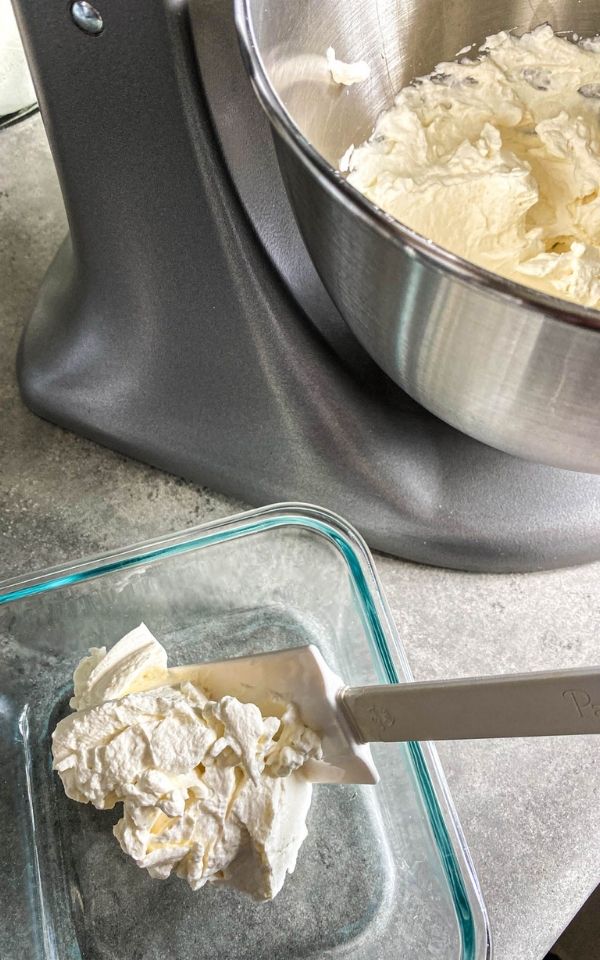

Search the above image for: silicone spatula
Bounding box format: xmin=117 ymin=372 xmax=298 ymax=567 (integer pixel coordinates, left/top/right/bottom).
xmin=141 ymin=644 xmax=600 ymax=785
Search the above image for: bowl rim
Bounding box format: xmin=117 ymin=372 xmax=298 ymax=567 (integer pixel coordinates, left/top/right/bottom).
xmin=234 ymin=1 xmax=600 ymax=334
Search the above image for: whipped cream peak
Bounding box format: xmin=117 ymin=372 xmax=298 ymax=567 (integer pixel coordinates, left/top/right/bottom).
xmin=326 ymin=46 xmax=371 ymax=86
xmin=53 ymin=628 xmax=322 ymax=900
xmin=70 ymin=622 xmax=167 ymax=710
xmin=345 ymin=25 xmax=600 ymax=308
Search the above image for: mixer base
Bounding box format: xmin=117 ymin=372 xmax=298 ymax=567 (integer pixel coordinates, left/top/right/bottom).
xmin=15 ymin=0 xmax=600 ymax=573
xmin=20 ymin=228 xmax=600 ymax=573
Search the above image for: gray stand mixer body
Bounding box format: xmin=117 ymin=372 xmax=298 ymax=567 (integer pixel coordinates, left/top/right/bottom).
xmin=12 ymin=0 xmax=600 ymax=572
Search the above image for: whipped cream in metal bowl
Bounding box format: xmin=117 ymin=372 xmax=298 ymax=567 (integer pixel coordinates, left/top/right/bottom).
xmin=344 ymin=25 xmax=600 ymax=309
xmin=52 ymin=624 xmax=322 ymax=901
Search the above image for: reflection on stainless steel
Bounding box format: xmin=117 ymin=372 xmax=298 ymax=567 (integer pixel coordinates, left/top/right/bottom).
xmin=235 ymin=0 xmax=600 ymax=473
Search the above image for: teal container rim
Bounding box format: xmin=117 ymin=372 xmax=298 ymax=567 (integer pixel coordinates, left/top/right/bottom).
xmin=0 ymin=501 xmax=491 ymax=959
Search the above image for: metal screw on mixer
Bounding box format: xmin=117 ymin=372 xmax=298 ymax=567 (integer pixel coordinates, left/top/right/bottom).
xmin=70 ymin=1 xmax=104 ymax=35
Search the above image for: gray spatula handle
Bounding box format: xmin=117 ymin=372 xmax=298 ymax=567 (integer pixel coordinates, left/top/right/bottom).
xmin=341 ymin=666 xmax=600 ymax=742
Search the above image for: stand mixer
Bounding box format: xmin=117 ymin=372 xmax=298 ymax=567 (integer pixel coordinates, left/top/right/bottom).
xmin=11 ymin=0 xmax=600 ymax=572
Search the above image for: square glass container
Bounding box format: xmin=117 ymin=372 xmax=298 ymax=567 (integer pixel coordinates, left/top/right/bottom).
xmin=0 ymin=503 xmax=490 ymax=959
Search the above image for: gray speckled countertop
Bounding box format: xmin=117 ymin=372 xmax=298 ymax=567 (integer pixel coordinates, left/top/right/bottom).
xmin=2 ymin=115 xmax=600 ymax=960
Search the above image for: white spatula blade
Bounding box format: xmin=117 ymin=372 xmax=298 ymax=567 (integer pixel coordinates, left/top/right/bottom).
xmin=167 ymin=645 xmax=379 ymax=785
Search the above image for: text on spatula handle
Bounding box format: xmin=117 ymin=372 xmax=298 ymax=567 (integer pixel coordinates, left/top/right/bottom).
xmin=563 ymin=689 xmax=600 ymax=720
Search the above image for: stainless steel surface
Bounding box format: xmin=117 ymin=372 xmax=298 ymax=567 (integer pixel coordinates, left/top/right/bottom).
xmin=0 ymin=102 xmax=38 ymax=130
xmin=70 ymin=1 xmax=103 ymax=35
xmin=236 ymin=0 xmax=600 ymax=473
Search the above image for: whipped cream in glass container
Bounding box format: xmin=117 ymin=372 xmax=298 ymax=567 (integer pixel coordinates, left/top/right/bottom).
xmin=52 ymin=624 xmax=322 ymax=901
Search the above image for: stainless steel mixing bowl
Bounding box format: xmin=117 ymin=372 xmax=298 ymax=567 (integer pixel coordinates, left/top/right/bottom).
xmin=235 ymin=0 xmax=600 ymax=473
